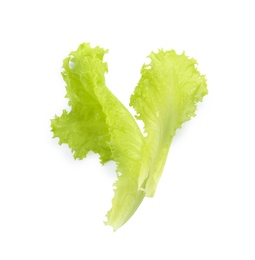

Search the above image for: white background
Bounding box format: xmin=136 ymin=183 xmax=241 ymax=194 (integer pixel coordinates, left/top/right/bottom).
xmin=0 ymin=0 xmax=255 ymax=259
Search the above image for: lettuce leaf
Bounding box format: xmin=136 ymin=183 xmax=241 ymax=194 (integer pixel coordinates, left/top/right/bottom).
xmin=51 ymin=43 xmax=146 ymax=230
xmin=130 ymin=50 xmax=208 ymax=196
xmin=51 ymin=43 xmax=207 ymax=230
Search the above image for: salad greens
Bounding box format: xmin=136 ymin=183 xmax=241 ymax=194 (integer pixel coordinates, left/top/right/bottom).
xmin=51 ymin=43 xmax=207 ymax=230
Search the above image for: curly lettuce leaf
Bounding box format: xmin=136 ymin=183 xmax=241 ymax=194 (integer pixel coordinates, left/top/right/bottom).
xmin=130 ymin=50 xmax=208 ymax=197
xmin=51 ymin=43 xmax=145 ymax=230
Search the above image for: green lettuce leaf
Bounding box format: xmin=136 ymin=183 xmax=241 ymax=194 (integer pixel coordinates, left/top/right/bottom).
xmin=51 ymin=43 xmax=207 ymax=230
xmin=51 ymin=43 xmax=146 ymax=230
xmin=130 ymin=50 xmax=208 ymax=196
